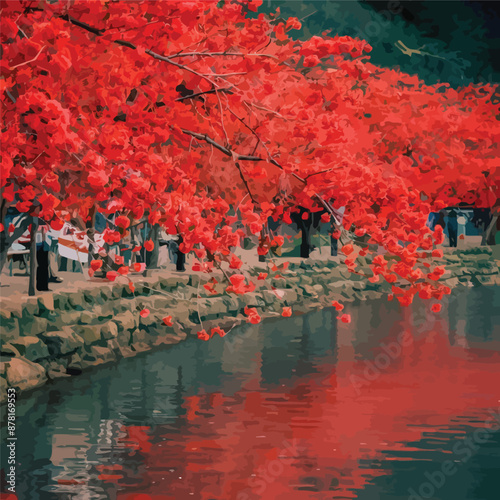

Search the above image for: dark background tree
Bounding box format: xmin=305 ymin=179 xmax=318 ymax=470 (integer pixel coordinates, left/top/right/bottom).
xmin=254 ymin=0 xmax=500 ymax=87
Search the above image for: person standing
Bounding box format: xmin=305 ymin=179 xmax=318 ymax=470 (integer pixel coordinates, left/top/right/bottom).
xmin=436 ymin=210 xmax=447 ymax=231
xmin=427 ymin=212 xmax=440 ymax=230
xmin=47 ymin=225 xmax=63 ymax=283
xmin=36 ymin=224 xmax=50 ymax=291
xmin=167 ymin=239 xmax=178 ymax=266
xmin=447 ymin=208 xmax=458 ymax=247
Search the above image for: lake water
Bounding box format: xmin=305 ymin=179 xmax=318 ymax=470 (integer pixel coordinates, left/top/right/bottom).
xmin=2 ymin=287 xmax=500 ymax=500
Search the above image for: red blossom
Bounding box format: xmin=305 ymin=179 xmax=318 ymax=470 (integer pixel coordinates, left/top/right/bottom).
xmin=133 ymin=263 xmax=146 ymax=273
xmin=303 ymin=55 xmax=320 ymax=67
xmin=115 ymin=215 xmax=130 ymax=229
xmin=341 ymin=244 xmax=354 ymax=256
xmin=229 ymin=254 xmax=243 ymax=269
xmin=339 ymin=314 xmax=351 ymax=323
xmin=226 ymin=274 xmax=255 ymax=294
xmin=50 ymin=218 xmax=64 ymax=230
xmin=257 ymin=245 xmax=269 ymax=256
xmin=244 ymin=306 xmax=261 ymax=324
xmin=397 ymin=294 xmax=414 ymax=307
xmin=90 ymin=259 xmax=103 ymax=271
xmin=272 ymin=235 xmax=284 ymax=247
xmin=88 ymin=170 xmax=109 ymax=188
xmin=211 ymin=326 xmax=226 ymax=338
xmin=197 ymin=329 xmax=210 ymax=341
xmin=332 ymin=300 xmax=344 ymax=311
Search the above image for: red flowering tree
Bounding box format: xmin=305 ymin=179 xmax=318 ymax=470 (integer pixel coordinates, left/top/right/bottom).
xmin=1 ymin=0 xmax=498 ymax=306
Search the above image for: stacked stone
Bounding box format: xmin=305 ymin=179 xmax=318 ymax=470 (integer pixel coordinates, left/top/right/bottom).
xmin=1 ymin=248 xmax=498 ymax=402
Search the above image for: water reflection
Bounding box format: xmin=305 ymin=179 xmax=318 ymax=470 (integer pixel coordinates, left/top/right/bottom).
xmin=2 ymin=287 xmax=500 ymax=500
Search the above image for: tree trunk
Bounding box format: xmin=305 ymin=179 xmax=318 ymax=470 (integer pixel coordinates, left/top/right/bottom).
xmin=130 ymin=226 xmax=138 ymax=267
xmin=300 ymin=213 xmax=312 ymax=259
xmin=484 ymin=215 xmax=498 ymax=245
xmin=28 ymin=217 xmax=38 ymax=296
xmin=176 ymin=235 xmax=185 ymax=271
xmin=0 ymin=197 xmax=9 ymax=273
xmin=86 ymin=205 xmax=97 ymax=263
xmin=146 ymin=224 xmax=160 ymax=269
xmin=258 ymin=229 xmax=266 ymax=262
xmin=291 ymin=210 xmax=312 ymax=259
xmin=0 ymin=230 xmax=9 ymax=275
xmin=330 ymin=221 xmax=338 ymax=256
xmin=300 ymin=225 xmax=311 ymax=259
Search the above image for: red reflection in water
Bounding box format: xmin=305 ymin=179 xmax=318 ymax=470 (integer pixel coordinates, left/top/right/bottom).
xmin=110 ymin=316 xmax=500 ymax=500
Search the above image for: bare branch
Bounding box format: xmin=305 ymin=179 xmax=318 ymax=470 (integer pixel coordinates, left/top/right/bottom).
xmin=168 ymin=51 xmax=279 ymax=60
xmin=304 ymin=168 xmax=334 ymax=180
xmin=59 ymin=14 xmax=104 ymax=35
xmin=175 ymin=86 xmax=234 ymax=102
xmin=9 ymin=45 xmax=46 ymax=70
xmin=234 ymin=160 xmax=257 ymax=204
xmin=215 ymin=87 xmax=229 ymax=147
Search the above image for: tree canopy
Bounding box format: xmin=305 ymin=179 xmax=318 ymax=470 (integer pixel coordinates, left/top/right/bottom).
xmin=1 ymin=0 xmax=499 ymax=310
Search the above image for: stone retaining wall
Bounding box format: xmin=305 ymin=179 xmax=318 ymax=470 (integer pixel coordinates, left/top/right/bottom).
xmin=1 ymin=247 xmax=498 ymax=403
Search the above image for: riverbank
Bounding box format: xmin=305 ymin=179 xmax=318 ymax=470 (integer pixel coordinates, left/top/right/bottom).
xmin=1 ymin=247 xmax=499 ymax=403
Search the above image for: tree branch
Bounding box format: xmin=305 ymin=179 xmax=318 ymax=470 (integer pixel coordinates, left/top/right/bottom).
xmin=59 ymin=14 xmax=105 ymax=35
xmin=9 ymin=45 xmax=46 ymax=70
xmin=59 ymin=15 xmax=221 ymax=88
xmin=304 ymin=168 xmax=334 ymax=180
xmin=167 ymin=51 xmax=279 ymax=60
xmin=234 ymin=161 xmax=256 ymax=204
xmin=175 ymin=86 xmax=234 ymax=102
xmin=60 ymin=14 xmax=343 ymax=232
xmin=181 ymin=129 xmax=344 ymax=228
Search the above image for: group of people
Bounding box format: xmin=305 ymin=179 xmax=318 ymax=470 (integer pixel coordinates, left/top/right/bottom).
xmin=11 ymin=228 xmax=186 ymax=291
xmin=428 ymin=208 xmax=468 ymax=247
